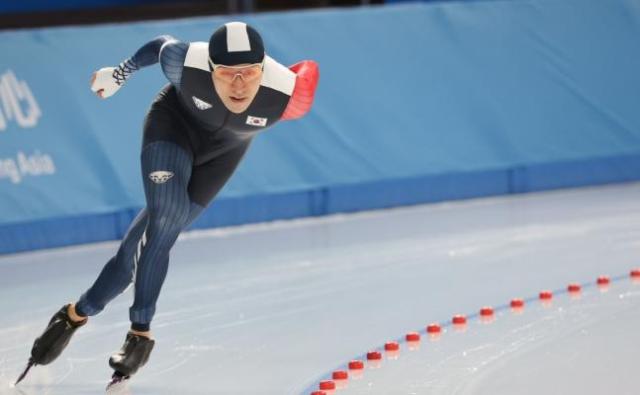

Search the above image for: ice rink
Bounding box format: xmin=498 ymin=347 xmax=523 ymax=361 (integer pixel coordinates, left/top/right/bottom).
xmin=1 ymin=182 xmax=639 ymax=395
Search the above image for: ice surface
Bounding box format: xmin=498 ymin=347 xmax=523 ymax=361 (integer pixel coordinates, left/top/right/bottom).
xmin=1 ymin=183 xmax=639 ymax=395
xmin=335 ymin=281 xmax=640 ymax=395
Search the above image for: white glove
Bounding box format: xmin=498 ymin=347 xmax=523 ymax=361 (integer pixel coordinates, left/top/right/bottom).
xmin=90 ymin=67 xmax=122 ymax=98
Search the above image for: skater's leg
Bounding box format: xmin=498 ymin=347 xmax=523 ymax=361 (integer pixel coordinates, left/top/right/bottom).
xmin=74 ymin=208 xmax=150 ymax=318
xmin=15 ymin=304 xmax=88 ymax=385
xmin=128 ymin=141 xmax=193 ymax=330
xmin=103 ymin=141 xmax=192 ymax=382
xmin=104 ymin=142 xmax=251 ymax=385
xmin=16 ymin=208 xmax=152 ymax=385
xmin=128 ymin=141 xmax=251 ymax=331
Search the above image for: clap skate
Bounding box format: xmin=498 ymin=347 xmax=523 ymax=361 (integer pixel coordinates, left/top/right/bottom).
xmin=106 ymin=332 xmax=155 ymax=390
xmin=15 ymin=304 xmax=87 ymax=385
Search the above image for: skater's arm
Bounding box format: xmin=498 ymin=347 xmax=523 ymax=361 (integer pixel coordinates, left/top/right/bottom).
xmin=158 ymin=40 xmax=188 ymax=89
xmin=115 ymin=35 xmax=180 ymax=84
xmin=91 ymin=35 xmax=185 ymax=98
xmin=281 ymin=60 xmax=320 ymax=120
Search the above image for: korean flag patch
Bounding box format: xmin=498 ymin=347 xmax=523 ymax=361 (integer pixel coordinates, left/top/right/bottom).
xmin=246 ymin=115 xmax=268 ymax=127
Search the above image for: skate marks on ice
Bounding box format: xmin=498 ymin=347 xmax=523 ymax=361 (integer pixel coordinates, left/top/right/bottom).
xmin=0 ymin=358 xmax=26 ymax=395
xmin=105 ymin=374 xmax=131 ymax=395
xmin=0 ymin=357 xmax=85 ymax=395
xmin=336 ymin=280 xmax=640 ymax=395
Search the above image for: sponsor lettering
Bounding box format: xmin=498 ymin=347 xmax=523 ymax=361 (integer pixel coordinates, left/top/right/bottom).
xmin=0 ymin=70 xmax=41 ymax=131
xmin=0 ymin=151 xmax=56 ymax=184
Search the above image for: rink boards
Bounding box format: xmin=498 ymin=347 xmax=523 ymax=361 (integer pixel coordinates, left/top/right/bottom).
xmin=2 ymin=0 xmax=640 ymax=253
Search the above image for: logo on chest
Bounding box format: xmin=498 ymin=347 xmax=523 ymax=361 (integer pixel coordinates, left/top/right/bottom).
xmin=192 ymin=96 xmax=212 ymax=110
xmin=246 ymin=115 xmax=268 ymax=127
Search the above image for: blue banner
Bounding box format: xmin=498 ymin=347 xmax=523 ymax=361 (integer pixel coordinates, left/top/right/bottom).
xmin=2 ymin=0 xmax=640 ymax=253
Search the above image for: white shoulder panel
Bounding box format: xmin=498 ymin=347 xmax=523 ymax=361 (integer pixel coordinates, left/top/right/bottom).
xmin=184 ymin=42 xmax=210 ymax=71
xmin=260 ymin=56 xmax=296 ymax=96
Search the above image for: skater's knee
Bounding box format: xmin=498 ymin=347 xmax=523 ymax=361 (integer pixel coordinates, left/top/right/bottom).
xmin=146 ymin=204 xmax=190 ymax=237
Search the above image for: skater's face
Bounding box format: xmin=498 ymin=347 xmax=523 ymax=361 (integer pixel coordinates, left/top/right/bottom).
xmin=211 ymin=61 xmax=263 ymax=114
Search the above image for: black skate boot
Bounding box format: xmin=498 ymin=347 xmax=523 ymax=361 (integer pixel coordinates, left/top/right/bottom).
xmin=106 ymin=332 xmax=155 ymax=389
xmin=15 ymin=304 xmax=87 ymax=385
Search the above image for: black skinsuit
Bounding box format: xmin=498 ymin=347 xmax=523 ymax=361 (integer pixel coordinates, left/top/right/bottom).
xmin=75 ymin=37 xmax=299 ymax=329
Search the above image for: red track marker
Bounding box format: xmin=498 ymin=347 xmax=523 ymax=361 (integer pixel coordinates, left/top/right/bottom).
xmin=510 ymin=298 xmax=525 ymax=308
xmin=568 ymin=283 xmax=581 ymax=293
xmin=539 ymin=290 xmax=553 ymax=300
xmin=348 ymin=360 xmax=364 ymax=370
xmin=319 ymin=381 xmax=335 ymax=390
xmin=426 ymin=323 xmax=441 ymax=334
xmin=480 ymin=307 xmax=494 ymax=317
xmin=332 ymin=370 xmax=348 ymax=380
xmin=452 ymin=314 xmax=467 ymax=325
xmin=406 ymin=332 xmax=420 ymax=342
xmin=367 ymin=351 xmax=382 ymax=360
xmin=384 ymin=341 xmax=399 ymax=351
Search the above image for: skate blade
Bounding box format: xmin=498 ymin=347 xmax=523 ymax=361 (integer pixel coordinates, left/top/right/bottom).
xmin=105 ymin=374 xmax=131 ymax=394
xmin=14 ymin=361 xmax=34 ymax=386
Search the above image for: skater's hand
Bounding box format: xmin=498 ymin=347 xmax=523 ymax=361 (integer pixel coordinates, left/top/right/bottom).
xmin=90 ymin=67 xmax=121 ymax=99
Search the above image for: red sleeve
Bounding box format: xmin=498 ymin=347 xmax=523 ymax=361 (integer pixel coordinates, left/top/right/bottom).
xmin=281 ymin=60 xmax=319 ymax=121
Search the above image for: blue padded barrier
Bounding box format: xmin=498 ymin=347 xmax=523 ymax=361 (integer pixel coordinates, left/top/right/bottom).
xmin=1 ymin=0 xmax=640 ymax=254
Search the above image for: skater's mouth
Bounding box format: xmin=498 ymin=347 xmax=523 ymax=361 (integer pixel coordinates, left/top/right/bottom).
xmin=230 ymin=96 xmax=247 ymax=103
